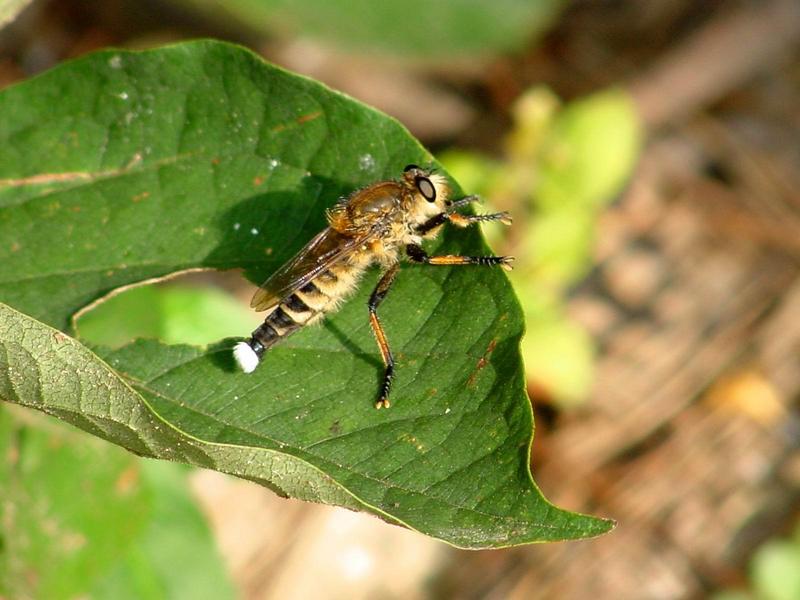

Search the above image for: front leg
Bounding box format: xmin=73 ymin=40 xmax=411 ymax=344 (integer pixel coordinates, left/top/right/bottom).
xmin=416 ymin=200 xmax=511 ymax=236
xmin=406 ymin=243 xmax=514 ymax=270
xmin=368 ymin=264 xmax=400 ymax=409
xmin=447 ymin=211 xmax=512 ymax=228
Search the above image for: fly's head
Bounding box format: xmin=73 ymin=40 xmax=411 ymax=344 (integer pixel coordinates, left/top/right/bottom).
xmin=401 ymin=164 xmax=450 ymax=222
xmin=327 ymin=165 xmax=451 ymax=235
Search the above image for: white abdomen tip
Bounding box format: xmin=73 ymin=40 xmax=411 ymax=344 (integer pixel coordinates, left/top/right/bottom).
xmin=234 ymin=341 xmax=260 ymax=373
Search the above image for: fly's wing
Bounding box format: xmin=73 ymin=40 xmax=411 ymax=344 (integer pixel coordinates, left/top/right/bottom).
xmin=249 ymin=227 xmax=363 ymax=312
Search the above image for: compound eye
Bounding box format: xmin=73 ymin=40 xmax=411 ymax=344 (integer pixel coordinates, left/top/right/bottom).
xmin=415 ymin=176 xmax=436 ymax=202
xmin=404 ymin=164 xmax=419 ymax=173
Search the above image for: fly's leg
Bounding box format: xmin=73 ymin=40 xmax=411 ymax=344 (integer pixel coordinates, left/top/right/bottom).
xmin=447 ymin=195 xmax=480 ymax=210
xmin=446 ymin=211 xmax=512 ymax=228
xmin=368 ymin=264 xmax=400 ymax=409
xmin=406 ymin=243 xmax=514 ymax=270
xmin=416 ymin=198 xmax=511 ymax=235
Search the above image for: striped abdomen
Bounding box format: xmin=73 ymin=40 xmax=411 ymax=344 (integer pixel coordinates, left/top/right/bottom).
xmin=234 ymin=260 xmax=368 ymax=372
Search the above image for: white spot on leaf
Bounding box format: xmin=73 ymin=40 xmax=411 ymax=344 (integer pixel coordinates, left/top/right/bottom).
xmin=359 ymin=153 xmax=375 ymax=171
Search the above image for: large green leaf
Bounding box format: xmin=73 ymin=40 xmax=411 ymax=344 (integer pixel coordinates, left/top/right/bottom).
xmin=174 ymin=0 xmax=565 ymax=57
xmin=0 ymin=41 xmax=612 ymax=547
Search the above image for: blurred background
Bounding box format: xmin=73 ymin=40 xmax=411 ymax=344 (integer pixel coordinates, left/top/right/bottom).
xmin=2 ymin=0 xmax=800 ymax=598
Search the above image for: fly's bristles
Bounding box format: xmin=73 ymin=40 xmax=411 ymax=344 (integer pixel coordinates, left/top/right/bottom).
xmin=427 ymin=173 xmax=450 ymax=202
xmin=234 ymin=341 xmax=260 ymax=373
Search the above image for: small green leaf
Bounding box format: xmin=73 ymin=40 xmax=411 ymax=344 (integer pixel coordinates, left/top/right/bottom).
xmin=0 ymin=41 xmax=612 ymax=547
xmin=521 ymin=308 xmax=595 ymax=407
xmin=523 ymin=207 xmax=596 ymax=287
xmin=751 ymin=540 xmax=800 ymax=600
xmin=537 ymin=88 xmax=642 ymax=210
xmin=172 ymin=0 xmax=565 ymax=57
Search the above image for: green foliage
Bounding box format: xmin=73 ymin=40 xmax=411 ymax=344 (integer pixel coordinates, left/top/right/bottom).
xmin=751 ymin=538 xmax=800 ymax=600
xmin=443 ymin=86 xmax=642 ymax=406
xmin=172 ymin=0 xmax=565 ymax=57
xmin=0 ymin=408 xmax=234 ymax=600
xmin=77 ymin=283 xmax=260 ymax=348
xmin=714 ymin=522 xmax=800 ymax=600
xmin=535 ymin=88 xmax=642 ymax=211
xmin=0 ymin=41 xmax=611 ymax=547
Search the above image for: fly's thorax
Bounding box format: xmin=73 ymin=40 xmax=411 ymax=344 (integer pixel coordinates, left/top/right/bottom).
xmin=328 ymin=181 xmax=405 ymax=235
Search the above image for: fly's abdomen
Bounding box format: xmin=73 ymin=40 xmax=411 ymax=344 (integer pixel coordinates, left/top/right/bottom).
xmin=253 ymin=301 xmax=307 ymax=348
xmin=234 ymin=262 xmax=367 ymax=373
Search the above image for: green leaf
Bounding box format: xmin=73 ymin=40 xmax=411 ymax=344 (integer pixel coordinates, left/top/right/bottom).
xmin=523 ymin=207 xmax=596 ymax=287
xmin=91 ymin=461 xmax=236 ymax=600
xmin=521 ymin=307 xmax=595 ymax=407
xmin=0 ymin=408 xmax=234 ymax=599
xmin=751 ymin=540 xmax=800 ymax=600
xmin=0 ymin=408 xmax=148 ymax=598
xmin=172 ymin=0 xmax=565 ymax=57
xmin=0 ymin=41 xmax=612 ymax=547
xmin=537 ymin=88 xmax=642 ymax=211
xmin=77 ymin=283 xmax=260 ymax=348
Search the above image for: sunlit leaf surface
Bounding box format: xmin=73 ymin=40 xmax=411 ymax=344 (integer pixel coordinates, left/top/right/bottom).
xmin=0 ymin=41 xmax=612 ymax=547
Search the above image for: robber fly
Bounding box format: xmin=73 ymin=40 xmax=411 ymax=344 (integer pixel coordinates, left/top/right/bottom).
xmin=234 ymin=164 xmax=513 ymax=408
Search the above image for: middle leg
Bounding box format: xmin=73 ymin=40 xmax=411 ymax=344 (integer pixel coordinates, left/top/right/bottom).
xmin=405 ymin=243 xmax=514 ymax=270
xmin=416 ymin=206 xmax=511 ymax=236
xmin=368 ymin=263 xmax=401 ymax=409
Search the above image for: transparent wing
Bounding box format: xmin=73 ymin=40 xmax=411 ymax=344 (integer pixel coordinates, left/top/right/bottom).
xmin=249 ymin=227 xmax=364 ymax=312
